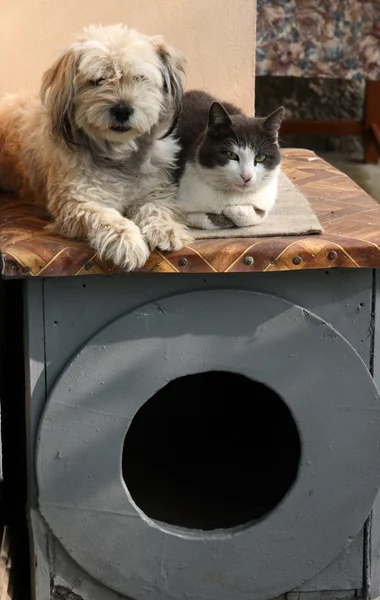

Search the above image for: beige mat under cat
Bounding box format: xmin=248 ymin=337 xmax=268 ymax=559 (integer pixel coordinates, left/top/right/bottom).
xmin=191 ymin=171 xmax=323 ymax=239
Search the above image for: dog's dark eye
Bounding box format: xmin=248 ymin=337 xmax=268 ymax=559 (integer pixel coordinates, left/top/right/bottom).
xmin=90 ymin=77 xmax=105 ymax=86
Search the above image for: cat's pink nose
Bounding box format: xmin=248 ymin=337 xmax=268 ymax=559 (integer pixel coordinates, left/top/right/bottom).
xmin=241 ymin=174 xmax=252 ymax=183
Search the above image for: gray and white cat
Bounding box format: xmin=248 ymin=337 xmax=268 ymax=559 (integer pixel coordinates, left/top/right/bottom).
xmin=175 ymin=90 xmax=284 ymax=230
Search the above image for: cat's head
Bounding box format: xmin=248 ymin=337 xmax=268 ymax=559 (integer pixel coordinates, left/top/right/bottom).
xmin=196 ymin=103 xmax=284 ymax=192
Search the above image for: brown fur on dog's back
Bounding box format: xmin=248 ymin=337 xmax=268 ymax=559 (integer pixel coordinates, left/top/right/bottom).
xmin=0 ymin=93 xmax=48 ymax=203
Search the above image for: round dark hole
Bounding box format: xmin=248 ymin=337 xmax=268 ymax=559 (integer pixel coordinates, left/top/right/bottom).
xmin=122 ymin=372 xmax=301 ymax=531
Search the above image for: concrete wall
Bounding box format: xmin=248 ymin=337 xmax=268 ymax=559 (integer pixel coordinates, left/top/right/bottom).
xmin=0 ymin=0 xmax=256 ymax=114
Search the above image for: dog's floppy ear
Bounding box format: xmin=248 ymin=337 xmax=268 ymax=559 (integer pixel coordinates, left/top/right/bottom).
xmin=152 ymin=36 xmax=186 ymax=139
xmin=40 ymin=47 xmax=80 ymax=148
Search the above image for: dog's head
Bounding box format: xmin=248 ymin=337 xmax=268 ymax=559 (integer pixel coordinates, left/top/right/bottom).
xmin=40 ymin=24 xmax=185 ymax=147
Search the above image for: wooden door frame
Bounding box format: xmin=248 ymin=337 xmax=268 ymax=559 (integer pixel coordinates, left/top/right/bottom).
xmin=279 ymin=80 xmax=380 ymax=164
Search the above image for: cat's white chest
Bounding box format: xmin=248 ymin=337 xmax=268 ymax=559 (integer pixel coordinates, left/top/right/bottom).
xmin=178 ymin=163 xmax=279 ymax=214
xmin=178 ymin=167 xmax=229 ymax=212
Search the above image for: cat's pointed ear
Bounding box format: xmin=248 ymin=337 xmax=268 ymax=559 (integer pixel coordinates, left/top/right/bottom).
xmin=263 ymin=106 xmax=284 ymax=133
xmin=208 ymin=102 xmax=232 ymax=128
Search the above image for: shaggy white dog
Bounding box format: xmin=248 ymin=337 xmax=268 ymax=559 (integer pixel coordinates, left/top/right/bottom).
xmin=0 ymin=24 xmax=192 ymax=269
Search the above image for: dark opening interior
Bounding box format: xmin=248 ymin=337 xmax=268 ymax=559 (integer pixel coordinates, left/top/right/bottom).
xmin=0 ymin=279 xmax=30 ymax=599
xmin=122 ymin=372 xmax=301 ymax=531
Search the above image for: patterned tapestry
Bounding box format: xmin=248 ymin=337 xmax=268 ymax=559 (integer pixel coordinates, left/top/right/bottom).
xmin=256 ymin=0 xmax=380 ymax=80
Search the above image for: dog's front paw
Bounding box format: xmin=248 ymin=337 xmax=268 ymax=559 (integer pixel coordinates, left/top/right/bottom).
xmin=142 ymin=221 xmax=194 ymax=252
xmin=92 ymin=220 xmax=150 ymax=270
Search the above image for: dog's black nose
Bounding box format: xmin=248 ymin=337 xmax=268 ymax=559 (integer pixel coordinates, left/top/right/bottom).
xmin=110 ymin=103 xmax=134 ymax=123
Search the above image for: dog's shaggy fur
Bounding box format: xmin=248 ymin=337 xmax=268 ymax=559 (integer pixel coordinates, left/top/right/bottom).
xmin=0 ymin=24 xmax=192 ymax=269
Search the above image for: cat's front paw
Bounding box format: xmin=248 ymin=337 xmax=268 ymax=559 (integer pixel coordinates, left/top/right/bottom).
xmin=223 ymin=205 xmax=268 ymax=227
xmin=186 ymin=212 xmax=233 ymax=230
xmin=206 ymin=213 xmax=235 ymax=229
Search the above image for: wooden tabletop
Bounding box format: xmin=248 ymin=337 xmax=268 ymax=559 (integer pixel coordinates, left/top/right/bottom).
xmin=1 ymin=148 xmax=380 ymax=278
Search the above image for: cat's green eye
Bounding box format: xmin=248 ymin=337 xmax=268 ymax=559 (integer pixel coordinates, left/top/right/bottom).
xmin=226 ymin=151 xmax=239 ymax=161
xmin=255 ymin=154 xmax=267 ymax=163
